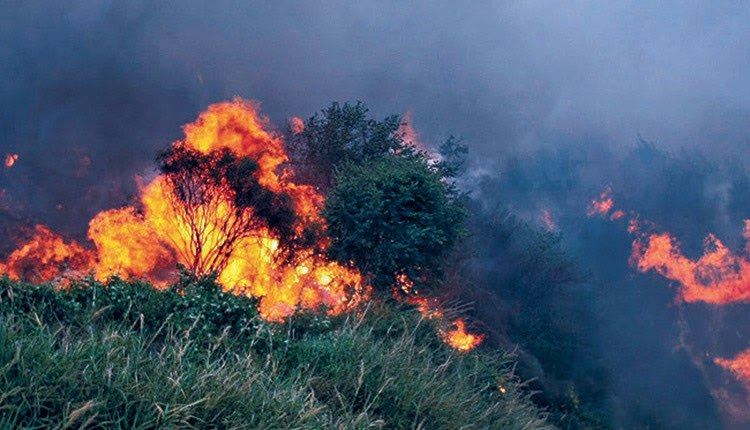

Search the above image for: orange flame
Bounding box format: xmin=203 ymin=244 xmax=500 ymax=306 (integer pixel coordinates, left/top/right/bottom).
xmin=631 ymin=227 xmax=750 ymax=304
xmin=585 ymin=187 xmax=750 ymax=304
xmin=398 ymin=274 xmax=483 ymax=351
xmin=5 ymin=154 xmax=18 ymax=168
xmin=1 ymin=225 xmax=93 ymax=282
xmin=586 ymin=187 xmax=750 ymax=403
xmin=715 ymin=349 xmax=750 ymax=395
xmin=1 ymin=98 xmax=478 ymax=353
xmin=406 ymin=294 xmax=443 ymax=320
xmin=396 ymin=110 xmax=437 ymax=158
xmin=88 ymin=207 xmax=175 ymax=283
xmin=542 ymin=209 xmax=556 ymax=230
xmin=289 ymin=117 xmax=305 ymax=135
xmin=397 ymin=111 xmax=420 ymax=147
xmin=442 ymin=320 xmax=485 ymax=352
xmin=586 ymin=185 xmax=615 ymax=217
xmin=1 ymin=98 xmax=366 ymax=321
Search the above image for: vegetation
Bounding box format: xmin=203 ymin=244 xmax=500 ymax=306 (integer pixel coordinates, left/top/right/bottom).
xmin=461 ymin=209 xmax=609 ymax=429
xmin=289 ymin=101 xmax=468 ymax=296
xmin=156 ymin=146 xmax=300 ymax=274
xmin=288 ymin=101 xmax=404 ymax=192
xmin=0 ymin=100 xmax=617 ymax=428
xmin=325 ymin=155 xmax=467 ymax=294
xmin=0 ymin=273 xmax=551 ymax=429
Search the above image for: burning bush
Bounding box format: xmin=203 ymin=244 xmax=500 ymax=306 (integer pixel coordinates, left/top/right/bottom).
xmin=156 ymin=146 xmax=300 ymax=275
xmin=0 ymin=98 xmax=366 ymax=321
xmin=0 ymin=98 xmax=486 ymax=355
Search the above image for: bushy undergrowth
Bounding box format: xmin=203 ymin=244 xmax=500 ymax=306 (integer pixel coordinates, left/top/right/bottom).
xmin=0 ymin=273 xmax=551 ymax=429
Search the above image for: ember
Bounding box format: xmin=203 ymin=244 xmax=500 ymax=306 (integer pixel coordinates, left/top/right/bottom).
xmin=5 ymin=154 xmax=18 ymax=168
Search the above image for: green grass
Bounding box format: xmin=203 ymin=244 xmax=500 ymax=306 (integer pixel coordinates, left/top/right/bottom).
xmin=0 ymin=272 xmax=551 ymax=429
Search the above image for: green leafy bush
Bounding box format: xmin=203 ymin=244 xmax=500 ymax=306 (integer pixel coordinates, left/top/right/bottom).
xmin=324 ymin=155 xmax=467 ymax=294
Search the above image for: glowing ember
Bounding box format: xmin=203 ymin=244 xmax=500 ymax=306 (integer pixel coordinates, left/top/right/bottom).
xmin=5 ymin=154 xmax=18 ymax=168
xmin=586 ymin=185 xmax=615 ymax=217
xmin=442 ymin=320 xmax=485 ymax=352
xmin=542 ymin=209 xmax=556 ymax=230
xmin=406 ymin=294 xmax=443 ymax=319
xmin=290 ymin=116 xmax=305 ymax=134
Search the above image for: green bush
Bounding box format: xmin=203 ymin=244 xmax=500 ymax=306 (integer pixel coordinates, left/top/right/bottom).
xmin=325 ymin=155 xmax=467 ymax=294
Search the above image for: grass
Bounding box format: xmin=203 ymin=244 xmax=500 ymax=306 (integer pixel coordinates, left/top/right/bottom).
xmin=0 ymin=272 xmax=552 ymax=429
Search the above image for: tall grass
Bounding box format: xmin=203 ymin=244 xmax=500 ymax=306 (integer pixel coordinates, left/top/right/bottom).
xmin=0 ymin=273 xmax=551 ymax=429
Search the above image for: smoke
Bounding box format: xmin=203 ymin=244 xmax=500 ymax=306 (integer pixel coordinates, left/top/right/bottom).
xmin=473 ymin=141 xmax=750 ymax=428
xmin=3 ymin=1 xmax=750 ymax=427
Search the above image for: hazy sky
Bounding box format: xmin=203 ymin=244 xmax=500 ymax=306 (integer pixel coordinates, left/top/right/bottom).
xmin=2 ymin=0 xmax=750 ymax=227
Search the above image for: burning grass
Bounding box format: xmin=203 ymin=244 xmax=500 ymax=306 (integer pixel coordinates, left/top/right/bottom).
xmin=0 ymin=274 xmax=549 ymax=429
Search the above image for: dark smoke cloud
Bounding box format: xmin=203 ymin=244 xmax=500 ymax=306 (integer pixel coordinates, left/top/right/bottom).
xmin=3 ymin=1 xmax=750 ymax=427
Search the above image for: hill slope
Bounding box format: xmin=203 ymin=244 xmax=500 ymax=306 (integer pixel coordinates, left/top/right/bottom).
xmin=0 ymin=273 xmax=551 ymax=429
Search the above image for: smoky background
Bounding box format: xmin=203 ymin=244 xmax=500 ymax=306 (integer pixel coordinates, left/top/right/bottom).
xmin=3 ymin=1 xmax=750 ymax=427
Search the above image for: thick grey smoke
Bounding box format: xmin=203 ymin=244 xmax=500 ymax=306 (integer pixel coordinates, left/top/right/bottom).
xmin=3 ymin=1 xmax=750 ymax=427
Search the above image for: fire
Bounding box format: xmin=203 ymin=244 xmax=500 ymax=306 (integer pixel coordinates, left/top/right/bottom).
xmin=542 ymin=209 xmax=556 ymax=230
xmin=5 ymin=154 xmax=18 ymax=168
xmin=442 ymin=320 xmax=485 ymax=352
xmin=584 ymin=186 xmax=750 ymax=305
xmin=0 ymin=225 xmax=93 ymax=282
xmin=585 ymin=186 xmax=750 ymax=405
xmin=398 ymin=274 xmax=483 ymax=351
xmin=586 ymin=185 xmax=615 ymax=217
xmin=1 ymin=98 xmax=480 ymax=352
xmin=1 ymin=98 xmax=366 ymax=321
xmin=715 ymin=349 xmax=750 ymax=394
xmin=630 ymin=225 xmax=750 ymax=305
xmin=396 ymin=111 xmax=438 ymax=159
xmin=290 ymin=117 xmax=305 ymax=135
xmin=406 ymin=294 xmax=443 ymax=319
xmin=397 ymin=111 xmax=420 ymax=147
xmin=88 ymin=207 xmax=174 ymax=283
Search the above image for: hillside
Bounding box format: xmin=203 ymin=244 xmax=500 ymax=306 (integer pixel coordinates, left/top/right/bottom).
xmin=0 ymin=273 xmax=551 ymax=429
